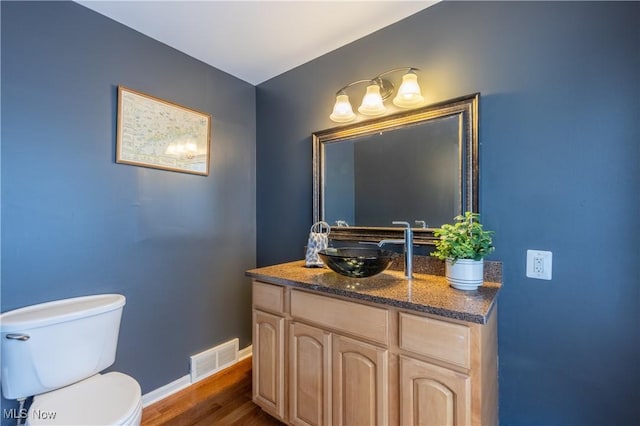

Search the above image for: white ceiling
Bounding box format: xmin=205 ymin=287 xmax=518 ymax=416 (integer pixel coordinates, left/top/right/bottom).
xmin=77 ymin=1 xmax=437 ymax=85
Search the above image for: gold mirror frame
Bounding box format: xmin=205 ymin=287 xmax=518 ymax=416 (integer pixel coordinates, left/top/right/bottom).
xmin=313 ymin=93 xmax=479 ymax=245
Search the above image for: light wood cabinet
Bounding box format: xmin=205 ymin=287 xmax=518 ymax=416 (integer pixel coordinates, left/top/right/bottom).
xmin=399 ymin=312 xmax=471 ymax=369
xmin=400 ymin=355 xmax=471 ymax=426
xmin=332 ymin=334 xmax=388 ymax=426
xmin=253 ymin=309 xmax=285 ymax=421
xmin=290 ymin=290 xmax=389 ymax=345
xmin=251 ymin=280 xmax=498 ymax=426
xmin=252 ymin=281 xmax=286 ymax=420
xmin=289 ymin=322 xmax=331 ymax=426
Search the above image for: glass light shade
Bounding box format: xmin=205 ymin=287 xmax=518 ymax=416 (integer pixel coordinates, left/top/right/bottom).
xmin=392 ymin=72 xmax=424 ymax=108
xmin=329 ymin=94 xmax=356 ymax=123
xmin=358 ymin=84 xmax=386 ymax=116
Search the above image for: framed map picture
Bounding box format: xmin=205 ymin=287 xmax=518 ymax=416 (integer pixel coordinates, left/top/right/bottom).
xmin=116 ymin=86 xmax=211 ymax=176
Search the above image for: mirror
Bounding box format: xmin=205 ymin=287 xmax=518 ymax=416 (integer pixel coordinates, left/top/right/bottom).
xmin=313 ymin=93 xmax=479 ymax=245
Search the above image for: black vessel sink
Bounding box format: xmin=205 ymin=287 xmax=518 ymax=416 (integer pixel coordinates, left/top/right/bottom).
xmin=318 ymin=247 xmax=397 ymax=278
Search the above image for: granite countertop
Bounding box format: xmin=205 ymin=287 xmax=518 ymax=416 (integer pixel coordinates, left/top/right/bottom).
xmin=246 ymin=260 xmax=501 ymax=324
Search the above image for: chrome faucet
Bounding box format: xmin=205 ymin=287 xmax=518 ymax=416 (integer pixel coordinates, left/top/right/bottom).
xmin=378 ymin=221 xmax=413 ymax=279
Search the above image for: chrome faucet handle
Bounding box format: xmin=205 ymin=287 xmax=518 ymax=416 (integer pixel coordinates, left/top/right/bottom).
xmin=415 ymin=220 xmax=427 ymax=228
xmin=392 ymin=220 xmax=411 ymax=228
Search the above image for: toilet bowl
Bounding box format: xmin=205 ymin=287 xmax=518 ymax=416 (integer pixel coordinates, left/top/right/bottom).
xmin=0 ymin=294 xmax=142 ymax=426
xmin=26 ymin=373 xmax=142 ymax=426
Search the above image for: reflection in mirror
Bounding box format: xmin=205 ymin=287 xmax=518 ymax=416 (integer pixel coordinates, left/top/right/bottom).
xmin=313 ymin=93 xmax=479 ymax=245
xmin=324 ymin=115 xmax=459 ymax=227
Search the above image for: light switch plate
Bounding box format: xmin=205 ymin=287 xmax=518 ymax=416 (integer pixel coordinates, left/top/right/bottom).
xmin=526 ymin=250 xmax=552 ymax=280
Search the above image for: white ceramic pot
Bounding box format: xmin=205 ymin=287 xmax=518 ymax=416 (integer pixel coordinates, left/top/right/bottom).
xmin=445 ymin=259 xmax=484 ymax=290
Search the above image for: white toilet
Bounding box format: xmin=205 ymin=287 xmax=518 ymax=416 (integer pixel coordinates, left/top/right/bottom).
xmin=0 ymin=294 xmax=143 ymax=425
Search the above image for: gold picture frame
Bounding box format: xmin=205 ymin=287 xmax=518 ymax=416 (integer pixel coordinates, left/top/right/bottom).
xmin=116 ymin=86 xmax=211 ymax=176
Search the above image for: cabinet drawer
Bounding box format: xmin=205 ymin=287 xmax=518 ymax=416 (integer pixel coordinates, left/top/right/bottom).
xmin=253 ymin=281 xmax=284 ymax=313
xmin=399 ymin=312 xmax=470 ymax=369
xmin=290 ymin=290 xmax=388 ymax=345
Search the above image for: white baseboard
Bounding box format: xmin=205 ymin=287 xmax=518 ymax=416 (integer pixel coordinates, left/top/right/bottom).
xmin=238 ymin=344 xmax=253 ymax=361
xmin=142 ymin=375 xmax=190 ymax=407
xmin=141 ymin=344 xmax=253 ymax=407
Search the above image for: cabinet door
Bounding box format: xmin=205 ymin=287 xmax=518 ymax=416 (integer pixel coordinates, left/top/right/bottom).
xmin=332 ymin=334 xmax=388 ymax=426
xmin=399 ymin=356 xmax=471 ymax=426
xmin=253 ymin=309 xmax=285 ymax=420
xmin=289 ymin=322 xmax=332 ymax=426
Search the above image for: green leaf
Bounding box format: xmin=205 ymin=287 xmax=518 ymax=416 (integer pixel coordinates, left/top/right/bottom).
xmin=430 ymin=211 xmax=495 ymax=262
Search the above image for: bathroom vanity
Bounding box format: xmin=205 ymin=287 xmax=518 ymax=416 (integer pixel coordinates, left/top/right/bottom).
xmin=246 ymin=258 xmax=501 ymax=426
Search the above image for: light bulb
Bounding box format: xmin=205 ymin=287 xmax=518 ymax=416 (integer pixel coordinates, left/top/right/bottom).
xmin=393 ymin=72 xmax=424 ymax=108
xmin=329 ymin=94 xmax=356 ymax=123
xmin=358 ymin=84 xmax=386 ymax=116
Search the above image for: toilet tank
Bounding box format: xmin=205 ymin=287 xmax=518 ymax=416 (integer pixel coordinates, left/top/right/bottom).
xmin=0 ymin=294 xmax=126 ymax=400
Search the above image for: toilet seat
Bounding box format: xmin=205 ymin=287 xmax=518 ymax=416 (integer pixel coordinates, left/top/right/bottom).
xmin=27 ymin=372 xmax=142 ymax=426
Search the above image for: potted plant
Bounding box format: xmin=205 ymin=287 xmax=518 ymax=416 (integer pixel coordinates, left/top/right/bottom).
xmin=431 ymin=212 xmax=495 ymax=290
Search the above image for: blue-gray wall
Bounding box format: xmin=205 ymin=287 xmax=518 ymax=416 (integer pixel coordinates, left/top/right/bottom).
xmin=257 ymin=1 xmax=639 ymax=425
xmin=1 ymin=0 xmax=256 ymax=416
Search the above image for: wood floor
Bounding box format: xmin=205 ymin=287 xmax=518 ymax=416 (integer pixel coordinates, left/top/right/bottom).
xmin=141 ymin=357 xmax=283 ymax=426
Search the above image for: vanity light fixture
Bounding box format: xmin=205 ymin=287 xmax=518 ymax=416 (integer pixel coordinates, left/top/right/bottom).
xmin=329 ymin=67 xmax=424 ymax=123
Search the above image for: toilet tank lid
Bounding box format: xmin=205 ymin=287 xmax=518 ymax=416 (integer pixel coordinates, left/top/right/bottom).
xmin=0 ymin=294 xmax=126 ymax=333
